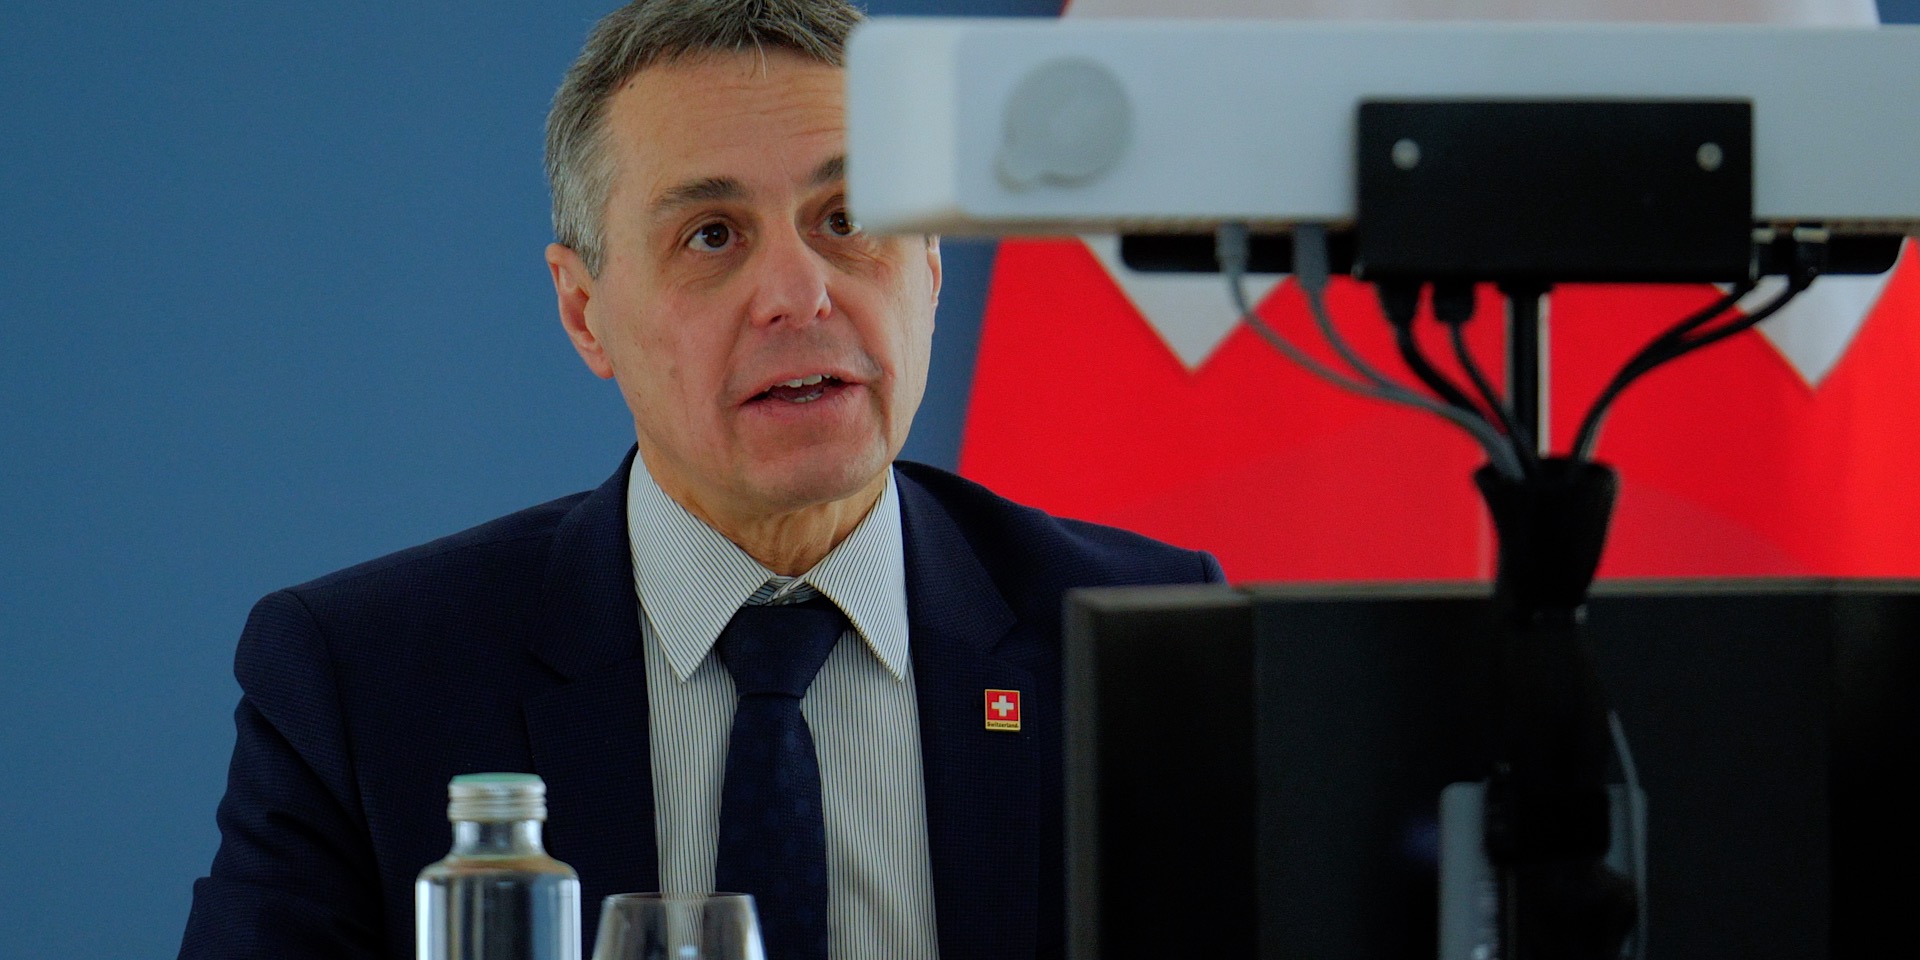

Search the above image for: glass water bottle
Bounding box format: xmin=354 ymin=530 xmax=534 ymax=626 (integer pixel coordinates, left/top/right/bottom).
xmin=416 ymin=773 xmax=581 ymax=960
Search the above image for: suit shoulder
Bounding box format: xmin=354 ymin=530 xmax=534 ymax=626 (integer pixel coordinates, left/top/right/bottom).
xmin=232 ymin=488 xmax=598 ymax=698
xmin=895 ymin=461 xmax=1222 ymax=592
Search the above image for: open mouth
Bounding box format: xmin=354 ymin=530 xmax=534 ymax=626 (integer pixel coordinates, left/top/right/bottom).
xmin=751 ymin=373 xmax=847 ymax=405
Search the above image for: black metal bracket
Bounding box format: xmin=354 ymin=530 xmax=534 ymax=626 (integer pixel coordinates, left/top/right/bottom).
xmin=1355 ymin=100 xmax=1754 ymax=283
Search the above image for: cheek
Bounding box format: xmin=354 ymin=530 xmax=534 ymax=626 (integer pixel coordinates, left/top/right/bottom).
xmin=634 ymin=301 xmax=741 ymax=417
xmin=901 ymin=268 xmax=938 ymax=372
xmin=598 ymin=300 xmax=686 ymax=412
xmin=594 ymin=266 xmax=736 ymax=439
xmin=902 ymin=311 xmax=933 ymax=382
xmin=866 ymin=249 xmax=937 ymax=365
xmin=884 ymin=295 xmax=936 ymax=418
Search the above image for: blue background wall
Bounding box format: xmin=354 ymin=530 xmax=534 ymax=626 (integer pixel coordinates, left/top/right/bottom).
xmin=2 ymin=1 xmax=1913 ymax=956
xmin=0 ymin=2 xmax=1056 ymax=956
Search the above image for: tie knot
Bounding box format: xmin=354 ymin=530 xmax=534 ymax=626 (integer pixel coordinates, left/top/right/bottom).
xmin=715 ymin=595 xmax=848 ymax=698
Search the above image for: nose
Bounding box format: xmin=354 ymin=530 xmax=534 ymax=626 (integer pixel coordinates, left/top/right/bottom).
xmin=743 ymin=222 xmax=832 ymax=330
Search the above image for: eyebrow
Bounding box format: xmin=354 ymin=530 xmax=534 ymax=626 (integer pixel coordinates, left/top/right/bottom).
xmin=653 ymin=176 xmax=745 ymax=216
xmin=810 ymin=154 xmax=845 ymax=188
xmin=649 ymin=155 xmax=847 ymax=219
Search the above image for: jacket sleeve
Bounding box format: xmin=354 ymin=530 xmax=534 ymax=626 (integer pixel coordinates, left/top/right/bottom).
xmin=1200 ymin=550 xmax=1228 ymax=584
xmin=179 ymin=590 xmax=385 ymax=960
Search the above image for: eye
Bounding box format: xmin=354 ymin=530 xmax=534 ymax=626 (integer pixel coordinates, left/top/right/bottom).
xmin=824 ymin=210 xmax=861 ymax=238
xmin=687 ymin=222 xmax=734 ymax=251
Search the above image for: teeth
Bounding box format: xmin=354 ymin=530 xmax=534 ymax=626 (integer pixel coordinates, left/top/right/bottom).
xmin=776 ymin=374 xmax=828 ymax=388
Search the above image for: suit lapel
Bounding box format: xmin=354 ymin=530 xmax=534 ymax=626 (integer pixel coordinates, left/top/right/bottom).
xmin=517 ymin=458 xmax=1046 ymax=954
xmin=899 ymin=472 xmax=1039 ymax=960
xmin=524 ymin=449 xmax=660 ymax=909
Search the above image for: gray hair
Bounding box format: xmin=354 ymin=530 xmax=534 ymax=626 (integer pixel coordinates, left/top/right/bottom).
xmin=545 ymin=0 xmax=865 ymax=276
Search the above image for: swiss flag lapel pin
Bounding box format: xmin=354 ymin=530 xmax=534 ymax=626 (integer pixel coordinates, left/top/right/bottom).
xmin=984 ymin=689 xmax=1022 ymax=732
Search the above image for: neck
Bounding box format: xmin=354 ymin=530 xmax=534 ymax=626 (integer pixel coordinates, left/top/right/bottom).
xmin=657 ymin=469 xmax=887 ymax=577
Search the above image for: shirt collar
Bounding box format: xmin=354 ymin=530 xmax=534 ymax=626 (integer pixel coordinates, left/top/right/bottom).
xmin=625 ymin=459 xmax=910 ymax=683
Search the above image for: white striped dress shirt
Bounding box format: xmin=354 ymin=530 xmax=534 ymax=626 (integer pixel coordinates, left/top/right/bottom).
xmin=626 ymin=462 xmax=940 ymax=960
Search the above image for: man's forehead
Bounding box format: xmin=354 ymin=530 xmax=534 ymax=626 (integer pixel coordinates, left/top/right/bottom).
xmin=606 ymin=51 xmax=848 ymax=204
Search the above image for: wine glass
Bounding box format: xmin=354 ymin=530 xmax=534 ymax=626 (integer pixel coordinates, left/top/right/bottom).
xmin=590 ymin=893 xmax=765 ymax=960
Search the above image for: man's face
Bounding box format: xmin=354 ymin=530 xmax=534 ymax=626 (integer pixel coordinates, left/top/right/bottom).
xmin=552 ymin=49 xmax=940 ymax=521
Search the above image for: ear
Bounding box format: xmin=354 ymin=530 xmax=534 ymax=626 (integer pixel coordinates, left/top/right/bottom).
xmin=924 ymin=234 xmax=943 ymax=319
xmin=547 ymin=243 xmax=615 ymax=380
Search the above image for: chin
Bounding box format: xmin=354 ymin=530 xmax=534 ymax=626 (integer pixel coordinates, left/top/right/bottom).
xmin=748 ymin=447 xmax=891 ymax=512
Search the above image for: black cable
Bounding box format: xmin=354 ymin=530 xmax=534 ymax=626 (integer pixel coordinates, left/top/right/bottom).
xmin=1217 ymin=223 xmax=1525 ymax=480
xmin=1433 ymin=282 xmax=1539 ymax=472
xmin=1607 ymin=711 xmax=1649 ymax=960
xmin=1446 ymin=323 xmax=1536 ymax=463
xmin=1573 ymin=277 xmax=1808 ymax=461
xmin=1376 ymin=281 xmax=1486 ymax=416
xmin=1395 ymin=326 xmax=1486 ymax=414
xmin=1616 ymin=283 xmax=1758 ymax=392
xmin=1570 ymin=284 xmax=1752 ymax=461
xmin=1655 ymin=284 xmax=1797 ymax=357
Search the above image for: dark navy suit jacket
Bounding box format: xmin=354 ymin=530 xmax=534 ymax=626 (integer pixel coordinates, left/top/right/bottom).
xmin=180 ymin=452 xmax=1224 ymax=960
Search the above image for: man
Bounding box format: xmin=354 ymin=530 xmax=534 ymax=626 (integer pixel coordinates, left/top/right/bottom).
xmin=178 ymin=2 xmax=1223 ymax=958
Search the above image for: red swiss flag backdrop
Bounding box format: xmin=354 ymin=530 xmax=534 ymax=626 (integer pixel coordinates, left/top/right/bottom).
xmin=957 ymin=0 xmax=1920 ymax=582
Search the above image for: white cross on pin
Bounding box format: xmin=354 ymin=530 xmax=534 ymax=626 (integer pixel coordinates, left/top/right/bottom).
xmin=991 ymin=695 xmax=1017 ymax=718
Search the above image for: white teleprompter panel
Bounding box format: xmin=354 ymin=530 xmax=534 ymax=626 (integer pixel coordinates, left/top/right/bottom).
xmin=846 ymin=19 xmax=1920 ymax=236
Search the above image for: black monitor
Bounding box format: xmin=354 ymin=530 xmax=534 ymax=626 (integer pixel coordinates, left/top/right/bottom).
xmin=1063 ymin=580 xmax=1917 ymax=960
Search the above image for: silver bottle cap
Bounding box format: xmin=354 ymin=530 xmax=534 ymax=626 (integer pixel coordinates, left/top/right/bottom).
xmin=447 ymin=772 xmax=547 ymax=823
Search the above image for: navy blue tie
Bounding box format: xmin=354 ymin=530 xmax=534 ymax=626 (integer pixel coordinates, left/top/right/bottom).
xmin=713 ymin=595 xmax=847 ymax=960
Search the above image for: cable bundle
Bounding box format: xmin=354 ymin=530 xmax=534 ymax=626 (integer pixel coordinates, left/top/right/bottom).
xmin=1214 ymin=223 xmax=1824 ymax=476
